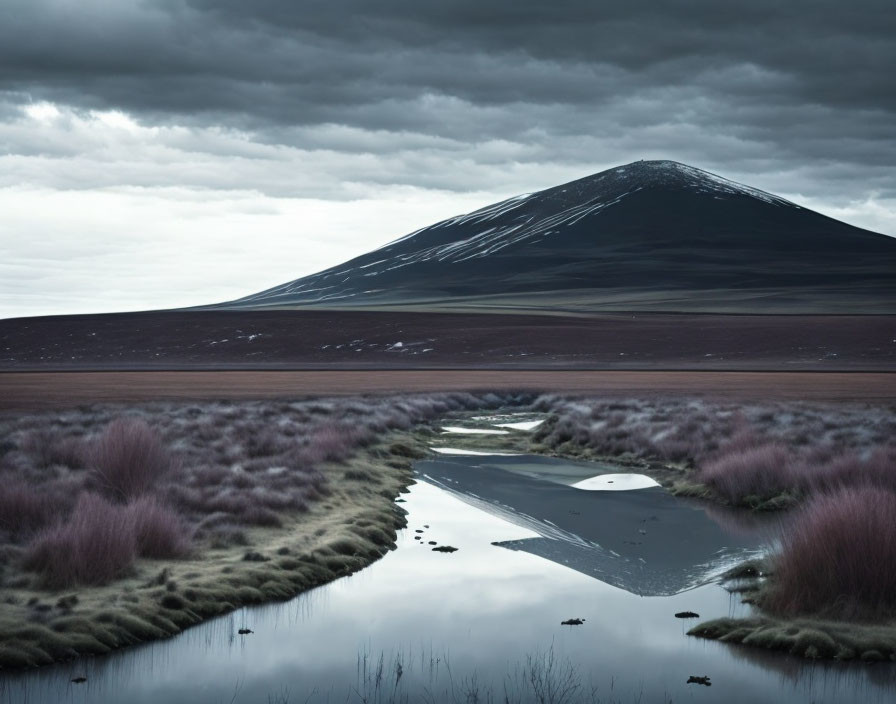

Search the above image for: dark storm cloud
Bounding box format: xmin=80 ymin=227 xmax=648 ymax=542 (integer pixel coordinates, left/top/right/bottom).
xmin=0 ymin=0 xmax=894 ymax=207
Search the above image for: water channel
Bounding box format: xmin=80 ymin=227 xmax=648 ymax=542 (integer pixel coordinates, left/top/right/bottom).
xmin=3 ymin=447 xmax=895 ymax=703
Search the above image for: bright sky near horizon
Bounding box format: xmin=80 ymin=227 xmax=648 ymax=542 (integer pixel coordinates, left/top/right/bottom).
xmin=1 ymin=1 xmax=893 ymax=319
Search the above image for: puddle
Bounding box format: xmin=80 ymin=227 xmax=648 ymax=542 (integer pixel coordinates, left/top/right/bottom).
xmin=572 ymin=473 xmax=660 ymax=490
xmin=429 ymin=447 xmax=521 ymax=456
xmin=494 ymin=420 xmax=544 ymax=431
xmin=440 ymin=426 xmax=510 ymax=435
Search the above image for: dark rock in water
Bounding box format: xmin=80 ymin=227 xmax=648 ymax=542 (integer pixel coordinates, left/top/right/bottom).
xmin=395 ymin=498 xmax=406 ymax=503
xmin=687 ymin=676 xmax=711 ymax=686
xmin=432 ymin=545 xmax=458 ymax=553
xmin=675 ymin=611 xmax=700 ymax=619
xmin=414 ymin=535 xmax=421 ymax=540
xmin=415 ymin=529 xmax=424 ymax=533
xmin=725 ymin=562 xmax=760 ymax=579
xmin=428 ymin=541 xmax=437 ymax=545
xmin=71 ymin=677 xmax=87 ymax=684
xmin=424 ymin=525 xmax=430 ymax=528
xmin=561 ymin=618 xmax=586 ymax=626
xmin=238 ymin=628 xmax=254 ymax=635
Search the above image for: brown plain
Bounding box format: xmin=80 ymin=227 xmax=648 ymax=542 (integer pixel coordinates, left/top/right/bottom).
xmin=2 ymin=370 xmax=894 ymax=411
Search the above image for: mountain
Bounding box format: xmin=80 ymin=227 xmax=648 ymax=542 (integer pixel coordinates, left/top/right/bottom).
xmin=222 ymin=160 xmax=895 ymax=313
xmin=2 ymin=160 xmax=894 ymax=372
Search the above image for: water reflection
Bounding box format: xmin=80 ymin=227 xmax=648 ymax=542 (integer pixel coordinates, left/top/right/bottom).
xmin=418 ymin=455 xmax=766 ymax=595
xmin=1 ymin=454 xmax=894 ymax=704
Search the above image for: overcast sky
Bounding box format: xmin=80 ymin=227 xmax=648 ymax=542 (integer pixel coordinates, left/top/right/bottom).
xmin=1 ymin=0 xmax=894 ymax=319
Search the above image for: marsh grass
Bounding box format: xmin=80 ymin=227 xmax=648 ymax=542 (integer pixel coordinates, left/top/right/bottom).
xmin=0 ymin=479 xmax=65 ymax=537
xmin=20 ymin=429 xmax=87 ymax=470
xmin=0 ymin=393 xmax=502 ymax=592
xmin=89 ymin=418 xmax=176 ymax=501
xmin=698 ymin=435 xmax=794 ymax=506
xmin=129 ymin=496 xmax=193 ymax=559
xmin=689 ymin=615 xmax=896 ymax=661
xmin=532 ymin=396 xmax=895 ymax=508
xmin=764 ymin=486 xmax=896 ymax=620
xmin=0 ymin=392 xmax=514 ymax=669
xmin=347 ymin=645 xmax=616 ymax=704
xmin=529 ymin=395 xmax=896 ymax=641
xmin=23 ymin=493 xmax=137 ymax=589
xmin=2 ymin=392 xmax=893 ymax=668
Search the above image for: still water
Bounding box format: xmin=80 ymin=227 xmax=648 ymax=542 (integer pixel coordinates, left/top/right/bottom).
xmin=2 ymin=453 xmax=894 ymax=703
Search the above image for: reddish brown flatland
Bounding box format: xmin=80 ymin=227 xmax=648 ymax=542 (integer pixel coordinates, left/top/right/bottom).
xmin=1 ymin=370 xmax=893 ymax=411
xmin=1 ymin=311 xmax=893 ymax=370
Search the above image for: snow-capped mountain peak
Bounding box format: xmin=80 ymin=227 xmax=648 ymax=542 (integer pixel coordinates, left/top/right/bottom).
xmin=226 ymin=161 xmax=894 ymax=313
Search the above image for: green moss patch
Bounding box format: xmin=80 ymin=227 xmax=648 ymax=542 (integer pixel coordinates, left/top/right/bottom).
xmin=689 ymin=616 xmax=896 ymax=661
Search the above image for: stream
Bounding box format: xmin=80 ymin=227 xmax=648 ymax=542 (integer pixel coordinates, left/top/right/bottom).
xmin=2 ymin=448 xmax=895 ymax=703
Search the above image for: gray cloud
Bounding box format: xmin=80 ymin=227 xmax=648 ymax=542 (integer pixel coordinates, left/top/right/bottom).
xmin=2 ymin=2 xmax=893 ymax=128
xmin=0 ymin=0 xmax=894 ymax=318
xmin=0 ymin=0 xmax=893 ymax=203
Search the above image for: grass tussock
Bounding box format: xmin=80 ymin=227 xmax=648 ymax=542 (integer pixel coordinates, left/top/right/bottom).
xmin=89 ymin=418 xmax=176 ymax=501
xmin=0 ymin=479 xmax=65 ymax=537
xmin=764 ymin=486 xmax=896 ymax=620
xmin=23 ymin=493 xmax=136 ymax=589
xmin=689 ymin=615 xmax=896 ymax=661
xmin=697 ymin=432 xmax=795 ymax=506
xmin=128 ymin=496 xmax=192 ymax=559
xmin=19 ymin=429 xmax=87 ymax=470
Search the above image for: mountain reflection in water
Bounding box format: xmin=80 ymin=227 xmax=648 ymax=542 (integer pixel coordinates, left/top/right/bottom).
xmin=417 ymin=454 xmax=768 ymax=596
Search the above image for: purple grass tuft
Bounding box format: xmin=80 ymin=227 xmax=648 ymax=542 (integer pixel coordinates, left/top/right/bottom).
xmin=20 ymin=430 xmax=87 ymax=469
xmin=698 ymin=433 xmax=794 ymax=503
xmin=127 ymin=495 xmax=192 ymax=559
xmin=803 ymin=447 xmax=896 ymax=495
xmin=89 ymin=418 xmax=177 ymax=501
xmin=765 ymin=486 xmax=896 ymax=619
xmin=24 ymin=493 xmax=136 ymax=588
xmin=0 ymin=480 xmax=58 ymax=537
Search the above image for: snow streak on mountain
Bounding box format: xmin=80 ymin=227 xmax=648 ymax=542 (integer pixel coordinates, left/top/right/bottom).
xmin=225 ymin=161 xmax=896 ymax=313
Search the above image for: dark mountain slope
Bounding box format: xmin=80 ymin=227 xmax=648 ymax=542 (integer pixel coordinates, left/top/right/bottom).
xmin=223 ymin=160 xmax=896 ymax=313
